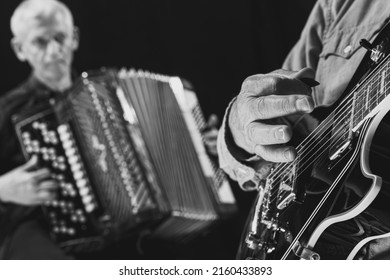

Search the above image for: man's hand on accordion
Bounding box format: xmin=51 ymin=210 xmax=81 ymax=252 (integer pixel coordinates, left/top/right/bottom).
xmin=0 ymin=156 xmax=59 ymax=206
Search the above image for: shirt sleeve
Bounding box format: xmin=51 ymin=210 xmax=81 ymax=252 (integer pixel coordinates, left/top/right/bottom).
xmin=217 ymin=0 xmax=329 ymax=190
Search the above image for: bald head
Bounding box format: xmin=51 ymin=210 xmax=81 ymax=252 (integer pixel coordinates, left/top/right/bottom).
xmin=11 ymin=0 xmax=74 ymax=40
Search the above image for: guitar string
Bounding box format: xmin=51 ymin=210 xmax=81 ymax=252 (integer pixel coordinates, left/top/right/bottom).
xmin=269 ymin=67 xmax=386 ymax=189
xmin=269 ymin=55 xmax=390 ymax=181
xmin=269 ymin=60 xmax=388 ymax=181
xmin=246 ymin=51 xmax=390 ymax=258
xmin=265 ymin=58 xmax=389 ymax=187
xmin=246 ymin=72 xmax=383 ymax=255
xmin=280 ymin=124 xmax=369 ymax=260
xmin=263 ymin=58 xmax=390 ymax=206
xmin=272 ymin=69 xmax=387 ymax=258
xmin=267 ymin=71 xmax=388 ymax=204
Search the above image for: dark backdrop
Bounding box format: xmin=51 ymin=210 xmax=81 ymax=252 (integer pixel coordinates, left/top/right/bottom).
xmin=0 ymin=0 xmax=316 ymax=259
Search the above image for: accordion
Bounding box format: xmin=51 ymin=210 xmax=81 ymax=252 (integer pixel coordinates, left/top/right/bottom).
xmin=13 ymin=69 xmax=236 ymax=252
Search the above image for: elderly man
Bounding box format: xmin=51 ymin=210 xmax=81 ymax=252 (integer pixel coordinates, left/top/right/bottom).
xmin=0 ymin=0 xmax=78 ymax=259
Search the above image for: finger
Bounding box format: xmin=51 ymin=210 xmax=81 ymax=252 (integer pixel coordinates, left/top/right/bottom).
xmin=20 ymin=155 xmax=39 ymax=171
xmin=272 ymin=67 xmax=315 ymax=81
xmin=207 ymin=114 xmax=219 ymax=128
xmin=241 ymin=73 xmax=312 ymax=97
xmin=30 ymin=168 xmax=53 ymax=182
xmin=203 ymin=129 xmax=218 ymax=140
xmin=35 ymin=190 xmax=57 ymax=204
xmin=246 ymin=94 xmax=314 ymax=120
xmin=206 ymin=145 xmax=218 ymax=156
xmin=254 ymin=144 xmax=296 ymax=163
xmin=291 ymin=67 xmax=316 ymax=80
xmin=37 ymin=180 xmax=59 ymax=191
xmin=245 ymin=122 xmax=292 ymax=146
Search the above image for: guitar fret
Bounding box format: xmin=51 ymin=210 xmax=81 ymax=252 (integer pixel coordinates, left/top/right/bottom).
xmin=352 ymin=59 xmax=390 ymax=132
xmin=365 ymin=83 xmax=371 ymax=111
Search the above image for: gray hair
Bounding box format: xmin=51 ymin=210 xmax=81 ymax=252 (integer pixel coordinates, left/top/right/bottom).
xmin=11 ymin=0 xmax=74 ymax=38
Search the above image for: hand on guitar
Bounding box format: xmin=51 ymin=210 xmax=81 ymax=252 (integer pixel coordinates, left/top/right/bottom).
xmin=0 ymin=155 xmax=58 ymax=206
xmin=229 ymin=67 xmax=316 ymax=163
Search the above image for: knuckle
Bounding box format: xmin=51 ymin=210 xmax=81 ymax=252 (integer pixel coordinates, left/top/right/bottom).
xmin=241 ymin=74 xmax=265 ymax=93
xmin=245 ymin=122 xmax=256 ymax=142
xmin=256 ymin=97 xmax=267 ymax=119
xmin=268 ymin=75 xmax=283 ymax=94
xmin=281 ymin=98 xmax=292 ymax=114
xmin=241 ymin=76 xmax=255 ymax=91
xmin=283 ymin=126 xmax=293 ymax=142
xmin=267 ymin=76 xmax=277 ymax=94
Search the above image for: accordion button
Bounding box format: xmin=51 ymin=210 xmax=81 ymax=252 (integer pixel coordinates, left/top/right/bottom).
xmin=23 ymin=138 xmax=31 ymax=146
xmin=82 ymin=195 xmax=93 ymax=204
xmin=32 ymin=122 xmax=40 ymax=129
xmin=58 ymin=163 xmax=67 ymax=171
xmin=76 ymin=179 xmax=87 ymax=188
xmin=85 ymin=204 xmax=95 ymax=213
xmin=22 ymin=132 xmax=31 ymax=139
xmin=79 ymin=188 xmax=88 ymax=196
xmin=71 ymin=163 xmax=81 ymax=172
xmin=57 ymin=124 xmax=68 ymax=133
xmin=73 ymin=171 xmax=83 ymax=180
xmin=57 ymin=156 xmax=66 ymax=163
xmin=62 ymin=140 xmax=72 ymax=149
xmin=65 ymin=148 xmax=76 ymax=157
xmin=68 ymin=155 xmax=78 ymax=164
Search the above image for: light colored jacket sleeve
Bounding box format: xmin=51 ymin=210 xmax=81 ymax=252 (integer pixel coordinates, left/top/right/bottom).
xmin=217 ymin=0 xmax=329 ymax=190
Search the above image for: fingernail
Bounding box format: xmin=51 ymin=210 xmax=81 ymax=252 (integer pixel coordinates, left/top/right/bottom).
xmin=284 ymin=149 xmax=294 ymax=161
xmin=277 ymin=128 xmax=285 ymax=141
xmin=296 ymin=98 xmax=312 ymax=112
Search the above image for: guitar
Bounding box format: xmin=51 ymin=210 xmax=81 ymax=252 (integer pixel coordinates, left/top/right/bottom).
xmin=238 ymin=22 xmax=390 ymax=260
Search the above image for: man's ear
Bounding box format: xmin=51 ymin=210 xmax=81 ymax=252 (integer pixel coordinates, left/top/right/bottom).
xmin=72 ymin=26 xmax=80 ymax=51
xmin=10 ymin=38 xmax=27 ymax=61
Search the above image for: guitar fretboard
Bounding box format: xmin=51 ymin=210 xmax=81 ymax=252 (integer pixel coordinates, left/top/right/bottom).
xmin=352 ymin=55 xmax=390 ymax=129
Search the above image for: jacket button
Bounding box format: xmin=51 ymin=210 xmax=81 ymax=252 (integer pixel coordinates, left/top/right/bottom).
xmin=343 ymin=45 xmax=352 ymax=54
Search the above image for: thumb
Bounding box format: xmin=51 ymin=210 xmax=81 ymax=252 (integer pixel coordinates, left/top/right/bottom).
xmin=292 ymin=67 xmax=319 ymax=87
xmin=20 ymin=155 xmax=39 ymax=171
xmin=292 ymin=67 xmax=315 ymax=80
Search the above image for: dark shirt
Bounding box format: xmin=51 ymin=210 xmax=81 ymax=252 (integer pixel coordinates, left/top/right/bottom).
xmin=0 ymin=75 xmax=58 ymax=246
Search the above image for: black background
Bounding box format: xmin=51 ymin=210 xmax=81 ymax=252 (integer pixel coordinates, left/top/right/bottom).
xmin=0 ymin=0 xmax=316 ymax=259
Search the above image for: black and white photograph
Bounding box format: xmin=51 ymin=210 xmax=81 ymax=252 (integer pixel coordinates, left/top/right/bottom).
xmin=0 ymin=0 xmax=389 ymax=278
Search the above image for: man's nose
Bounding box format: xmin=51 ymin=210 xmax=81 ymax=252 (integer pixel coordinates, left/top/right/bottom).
xmin=45 ymin=40 xmax=62 ymax=57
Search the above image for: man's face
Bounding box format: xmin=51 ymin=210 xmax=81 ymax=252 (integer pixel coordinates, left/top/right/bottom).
xmin=13 ymin=12 xmax=78 ymax=83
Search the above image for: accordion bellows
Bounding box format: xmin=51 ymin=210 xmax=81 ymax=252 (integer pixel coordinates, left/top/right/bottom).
xmin=13 ymin=69 xmax=236 ymax=252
